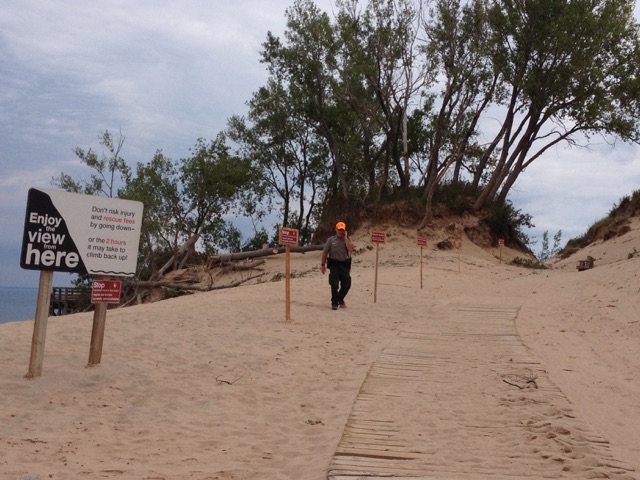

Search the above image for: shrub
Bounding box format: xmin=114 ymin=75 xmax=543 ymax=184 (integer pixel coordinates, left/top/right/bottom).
xmin=511 ymin=257 xmax=548 ymax=269
xmin=483 ymin=200 xmax=533 ymax=250
xmin=432 ymin=181 xmax=482 ymax=215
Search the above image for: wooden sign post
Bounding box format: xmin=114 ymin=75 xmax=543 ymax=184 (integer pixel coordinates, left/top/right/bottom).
xmin=417 ymin=237 xmax=427 ymax=289
xmin=370 ymin=231 xmax=386 ymax=303
xmin=25 ymin=270 xmax=54 ymax=378
xmin=499 ymin=238 xmax=505 ymax=264
xmin=458 ymin=238 xmax=462 ymax=273
xmin=279 ymin=227 xmax=299 ymax=321
xmin=88 ymin=279 xmax=122 ymax=366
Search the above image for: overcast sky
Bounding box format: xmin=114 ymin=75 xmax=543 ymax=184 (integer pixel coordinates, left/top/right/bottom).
xmin=2 ymin=1 xmax=640 ymax=288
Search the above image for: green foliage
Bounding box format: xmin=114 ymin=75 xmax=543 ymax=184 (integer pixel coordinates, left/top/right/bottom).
xmin=52 ymin=130 xmax=130 ymax=197
xmin=561 ymin=189 xmax=640 ymax=258
xmin=511 ymin=257 xmax=549 ymax=269
xmin=482 ymin=200 xmax=533 ymax=249
xmin=121 ymin=134 xmax=255 ymax=275
xmin=209 ymin=223 xmax=243 ymax=255
xmin=56 ymin=130 xmax=258 ymax=281
xmin=433 ymin=181 xmax=483 ymax=216
xmin=180 ymin=135 xmax=255 ymax=251
xmin=537 ymin=230 xmax=562 ymax=262
xmin=380 ymin=185 xmax=424 ymax=207
xmin=226 ymin=74 xmax=329 ymax=237
xmin=244 ymin=0 xmax=640 ymax=234
xmin=53 ymin=0 xmax=640 ymax=283
xmin=162 ymin=288 xmax=192 ymax=300
xmin=608 ymin=189 xmax=640 ymax=218
xmin=270 ymin=272 xmax=285 ymax=282
xmin=70 ymin=274 xmax=94 ymax=312
xmin=242 ymin=229 xmax=271 ymax=252
xmin=476 ymin=0 xmax=640 ymax=209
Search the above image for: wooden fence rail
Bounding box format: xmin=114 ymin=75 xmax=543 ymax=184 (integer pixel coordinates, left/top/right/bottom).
xmin=50 ymin=287 xmax=82 ymax=316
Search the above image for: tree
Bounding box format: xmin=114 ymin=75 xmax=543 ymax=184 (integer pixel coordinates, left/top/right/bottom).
xmin=262 ymin=0 xmax=356 ymax=200
xmin=417 ymin=0 xmax=497 ymax=228
xmin=179 ymin=135 xmax=255 ymax=256
xmin=227 ymin=77 xmax=329 ymax=240
xmin=52 ymin=129 xmax=130 ymax=198
xmin=118 ymin=150 xmax=181 ymax=277
xmin=56 ymin=129 xmax=257 ymax=281
xmin=120 ymin=134 xmax=256 ymax=278
xmin=259 ymin=0 xmax=438 ymax=215
xmin=335 ymin=0 xmax=433 ymax=200
xmin=472 ymin=0 xmax=640 ymax=211
xmin=538 ymin=230 xmax=562 ymax=262
xmin=408 ymin=0 xmax=640 ymax=227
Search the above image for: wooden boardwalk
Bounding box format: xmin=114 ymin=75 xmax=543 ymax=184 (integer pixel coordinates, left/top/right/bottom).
xmin=328 ymin=303 xmax=635 ymax=479
xmin=49 ymin=287 xmax=81 ymax=315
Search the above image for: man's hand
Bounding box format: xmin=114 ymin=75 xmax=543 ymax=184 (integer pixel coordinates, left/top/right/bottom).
xmin=321 ymin=265 xmax=326 ymax=274
xmin=344 ymin=231 xmax=353 ymax=253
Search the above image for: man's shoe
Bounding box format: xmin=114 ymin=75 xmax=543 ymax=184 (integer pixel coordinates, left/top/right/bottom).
xmin=339 ymin=301 xmax=346 ymax=308
xmin=332 ymin=305 xmax=338 ymax=310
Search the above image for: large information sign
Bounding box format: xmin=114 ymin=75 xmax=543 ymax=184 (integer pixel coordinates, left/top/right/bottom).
xmin=20 ymin=188 xmax=143 ymax=277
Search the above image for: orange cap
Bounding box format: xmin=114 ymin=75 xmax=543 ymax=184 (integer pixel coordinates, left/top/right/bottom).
xmin=336 ymin=222 xmax=346 ymax=230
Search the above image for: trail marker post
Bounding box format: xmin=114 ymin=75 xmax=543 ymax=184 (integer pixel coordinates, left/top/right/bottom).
xmin=417 ymin=237 xmax=427 ymax=289
xmin=279 ymin=227 xmax=299 ymax=321
xmin=88 ymin=279 xmax=122 ymax=366
xmin=26 ymin=270 xmax=53 ymax=378
xmin=499 ymin=238 xmax=505 ymax=264
xmin=370 ymin=231 xmax=386 ymax=303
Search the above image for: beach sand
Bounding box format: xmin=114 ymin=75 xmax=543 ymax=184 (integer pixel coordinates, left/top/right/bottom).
xmin=1 ymin=220 xmax=639 ymax=479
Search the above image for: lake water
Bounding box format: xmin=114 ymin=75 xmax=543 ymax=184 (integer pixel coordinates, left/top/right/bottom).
xmin=0 ymin=286 xmax=38 ymax=324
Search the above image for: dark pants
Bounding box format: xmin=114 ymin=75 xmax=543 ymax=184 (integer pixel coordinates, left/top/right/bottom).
xmin=328 ymin=261 xmax=351 ymax=306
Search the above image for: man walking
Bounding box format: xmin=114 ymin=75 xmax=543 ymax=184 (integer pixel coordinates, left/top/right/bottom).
xmin=320 ymin=221 xmax=354 ymax=310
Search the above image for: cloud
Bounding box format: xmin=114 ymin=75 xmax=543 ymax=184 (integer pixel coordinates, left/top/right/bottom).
xmin=0 ymin=0 xmax=303 ymax=287
xmin=1 ymin=0 xmax=639 ymax=286
xmin=511 ymin=141 xmax=640 ymax=244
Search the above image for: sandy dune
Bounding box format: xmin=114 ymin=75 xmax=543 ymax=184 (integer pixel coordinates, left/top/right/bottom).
xmin=1 ymin=221 xmax=639 ymax=479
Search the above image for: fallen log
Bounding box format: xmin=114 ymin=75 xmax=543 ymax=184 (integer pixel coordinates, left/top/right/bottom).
xmin=220 ymin=259 xmax=266 ymax=272
xmin=151 ymin=231 xmax=201 ymax=280
xmin=207 ymin=244 xmax=323 ymax=268
xmin=134 ymin=273 xmax=266 ymax=291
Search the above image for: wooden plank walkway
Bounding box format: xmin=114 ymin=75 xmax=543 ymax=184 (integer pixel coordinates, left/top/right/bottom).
xmin=328 ymin=303 xmax=635 ymax=479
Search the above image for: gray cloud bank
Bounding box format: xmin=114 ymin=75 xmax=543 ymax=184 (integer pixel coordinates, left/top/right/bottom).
xmin=1 ymin=0 xmax=639 ymax=287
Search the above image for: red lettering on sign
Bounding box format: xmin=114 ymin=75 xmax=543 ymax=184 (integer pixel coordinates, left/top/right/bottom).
xmin=279 ymin=227 xmax=299 ymax=246
xmin=371 ymin=231 xmax=386 ymax=244
xmin=91 ymin=280 xmax=122 ymax=304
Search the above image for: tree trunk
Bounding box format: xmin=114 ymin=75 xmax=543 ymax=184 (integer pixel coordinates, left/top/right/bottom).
xmin=418 ymin=182 xmax=436 ymax=229
xmin=135 ymin=274 xmax=266 ymax=292
xmin=155 ymin=232 xmax=201 ymax=279
xmin=207 ymin=244 xmax=323 ymax=268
